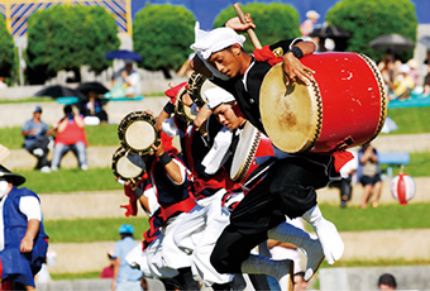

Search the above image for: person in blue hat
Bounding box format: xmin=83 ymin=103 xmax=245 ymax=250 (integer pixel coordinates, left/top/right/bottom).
xmin=22 ymin=106 xmax=55 ymax=173
xmin=0 ymin=164 xmax=49 ymax=290
xmin=111 ymin=224 xmax=143 ymax=291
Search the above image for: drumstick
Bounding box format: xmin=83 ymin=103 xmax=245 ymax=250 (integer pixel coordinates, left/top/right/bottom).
xmin=0 ymin=144 xmax=10 ymax=163
xmin=233 ymin=3 xmax=262 ymax=49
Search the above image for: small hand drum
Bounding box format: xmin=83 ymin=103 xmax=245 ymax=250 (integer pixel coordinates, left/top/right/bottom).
xmin=230 ymin=121 xmax=274 ymax=185
xmin=111 ymin=147 xmax=146 ymax=183
xmin=118 ymin=111 xmax=160 ymax=156
xmin=175 ymin=86 xmax=197 ymax=125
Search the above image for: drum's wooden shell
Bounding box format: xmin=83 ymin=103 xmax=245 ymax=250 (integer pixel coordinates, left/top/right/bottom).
xmin=260 ymin=52 xmax=387 ymax=153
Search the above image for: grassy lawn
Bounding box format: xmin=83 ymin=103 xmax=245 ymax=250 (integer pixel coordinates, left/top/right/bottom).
xmin=319 ymin=203 xmax=430 ymax=231
xmin=44 ymin=217 xmax=149 ymax=243
xmin=42 ymin=203 xmax=430 ymax=243
xmin=384 ymin=107 xmax=430 ymax=135
xmin=1 ymin=124 xmax=119 ymax=149
xmin=0 ymin=97 xmax=55 ymax=104
xmin=20 ymin=167 xmax=123 ymax=193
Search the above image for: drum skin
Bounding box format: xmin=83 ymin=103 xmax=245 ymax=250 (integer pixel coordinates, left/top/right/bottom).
xmin=230 ymin=122 xmax=274 ymax=185
xmin=111 ymin=147 xmax=145 ymax=182
xmin=260 ymin=52 xmax=388 ymax=153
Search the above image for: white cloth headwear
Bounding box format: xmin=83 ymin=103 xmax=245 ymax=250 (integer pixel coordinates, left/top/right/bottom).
xmin=205 ymin=87 xmax=236 ymax=110
xmin=191 ymin=22 xmax=246 ymax=60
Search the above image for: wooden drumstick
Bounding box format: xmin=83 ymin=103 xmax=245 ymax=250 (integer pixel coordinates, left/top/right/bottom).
xmin=0 ymin=144 xmax=10 ymax=163
xmin=233 ymin=3 xmax=262 ymax=49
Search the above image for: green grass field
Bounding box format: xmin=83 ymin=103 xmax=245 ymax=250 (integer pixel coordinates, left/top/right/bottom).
xmin=43 ymin=203 xmax=430 ymax=243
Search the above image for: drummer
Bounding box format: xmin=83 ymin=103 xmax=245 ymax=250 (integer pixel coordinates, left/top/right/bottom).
xmin=156 ymin=82 xmax=239 ymax=290
xmin=190 ymin=15 xmax=345 ymax=279
xmin=115 ymin=134 xmax=201 ymax=291
xmin=202 ymin=88 xmax=326 ymax=291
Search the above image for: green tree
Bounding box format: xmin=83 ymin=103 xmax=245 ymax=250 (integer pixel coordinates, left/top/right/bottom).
xmin=0 ymin=16 xmax=16 ymax=82
xmin=326 ymin=0 xmax=417 ymax=62
xmin=213 ymin=3 xmax=301 ymax=53
xmin=26 ymin=5 xmax=120 ymax=84
xmin=133 ymin=3 xmax=195 ymax=78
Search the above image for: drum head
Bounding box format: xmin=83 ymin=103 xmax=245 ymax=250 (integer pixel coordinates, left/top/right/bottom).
xmin=118 ymin=111 xmax=158 ymax=155
xmin=112 ymin=147 xmax=145 ymax=181
xmin=230 ymin=122 xmax=260 ymax=182
xmin=259 ymin=63 xmax=321 ymax=153
xmin=125 ymin=121 xmax=156 ymax=151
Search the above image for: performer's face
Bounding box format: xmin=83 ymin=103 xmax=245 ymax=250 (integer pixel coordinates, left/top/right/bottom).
xmin=209 ymin=44 xmax=243 ymax=78
xmin=213 ymin=103 xmax=244 ymax=130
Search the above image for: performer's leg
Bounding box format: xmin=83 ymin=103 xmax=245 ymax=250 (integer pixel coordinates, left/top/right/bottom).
xmin=302 ymin=205 xmax=344 ymax=265
xmin=267 ymin=222 xmax=324 ymax=281
xmin=173 ymin=204 xmax=206 ymax=254
xmin=174 ymin=267 xmax=201 ymax=291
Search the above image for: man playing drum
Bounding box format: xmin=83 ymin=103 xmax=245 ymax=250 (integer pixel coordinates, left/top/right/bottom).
xmin=156 ymin=83 xmax=241 ymax=290
xmin=115 ymin=133 xmax=200 ymax=291
xmin=190 ymin=14 xmax=345 ymax=285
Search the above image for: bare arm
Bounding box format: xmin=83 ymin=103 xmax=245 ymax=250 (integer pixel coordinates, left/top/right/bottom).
xmin=152 ymin=143 xmax=183 ymax=185
xmin=20 ymin=219 xmax=40 ymax=253
xmin=111 ymin=257 xmax=120 ymax=291
xmin=74 ymin=115 xmax=85 ymax=128
xmin=193 ymin=105 xmax=211 ymax=130
xmin=57 ymin=119 xmax=68 ymax=133
xmin=155 ymin=103 xmax=172 ymax=132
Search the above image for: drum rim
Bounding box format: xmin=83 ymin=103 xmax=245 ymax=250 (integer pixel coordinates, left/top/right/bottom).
xmin=230 ymin=122 xmax=260 ymax=183
xmin=356 ymin=53 xmax=388 ymax=144
xmin=259 ymin=62 xmax=323 ymax=153
xmin=118 ymin=111 xmax=160 ymax=156
xmin=111 ymin=147 xmax=145 ymax=182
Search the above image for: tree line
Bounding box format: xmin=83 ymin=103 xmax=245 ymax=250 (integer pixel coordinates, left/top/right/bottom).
xmin=0 ymin=0 xmax=417 ymax=85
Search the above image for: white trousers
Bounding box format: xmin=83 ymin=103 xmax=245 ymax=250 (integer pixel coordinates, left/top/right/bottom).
xmin=173 ymin=191 xmax=234 ymax=286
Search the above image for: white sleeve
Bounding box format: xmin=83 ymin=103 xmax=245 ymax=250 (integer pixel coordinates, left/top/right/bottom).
xmin=19 ymin=196 xmax=42 ymax=221
xmin=167 ymin=158 xmax=187 ymax=185
xmin=162 ymin=117 xmax=179 ymax=137
xmin=289 ymin=38 xmax=305 ymax=48
xmin=143 ymin=186 xmax=160 ymax=217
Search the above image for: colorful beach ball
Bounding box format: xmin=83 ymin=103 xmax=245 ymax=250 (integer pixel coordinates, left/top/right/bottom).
xmin=390 ymin=173 xmax=416 ymax=205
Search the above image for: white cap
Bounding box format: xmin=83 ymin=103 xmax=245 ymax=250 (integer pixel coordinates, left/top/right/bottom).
xmin=205 ymin=87 xmax=236 ymax=110
xmin=306 ymin=10 xmax=320 ymax=19
xmin=399 ymin=64 xmax=411 ymax=74
xmin=191 ymin=22 xmax=246 ymax=60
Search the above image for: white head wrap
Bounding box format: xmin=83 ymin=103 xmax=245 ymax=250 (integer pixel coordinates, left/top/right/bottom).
xmin=204 ymin=87 xmax=236 ymax=110
xmin=190 ymin=22 xmax=246 ymax=60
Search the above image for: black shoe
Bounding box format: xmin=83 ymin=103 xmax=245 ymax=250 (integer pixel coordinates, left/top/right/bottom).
xmin=340 ymin=200 xmax=347 ymax=208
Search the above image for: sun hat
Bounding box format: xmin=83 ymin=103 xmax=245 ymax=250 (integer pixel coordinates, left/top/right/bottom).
xmin=306 ymin=10 xmax=320 ymax=19
xmin=0 ymin=165 xmax=26 ymax=186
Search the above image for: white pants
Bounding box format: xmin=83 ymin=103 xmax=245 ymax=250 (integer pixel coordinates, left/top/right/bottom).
xmin=174 ymin=191 xmax=234 ymax=286
xmin=126 ymin=232 xmax=178 ymax=279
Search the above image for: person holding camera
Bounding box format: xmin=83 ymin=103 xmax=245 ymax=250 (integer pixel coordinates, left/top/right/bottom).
xmin=51 ymin=105 xmax=88 ymax=171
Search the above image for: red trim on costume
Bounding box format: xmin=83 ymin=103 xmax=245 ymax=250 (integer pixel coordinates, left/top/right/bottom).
xmin=332 ymin=151 xmax=354 ymax=173
xmin=253 ymin=45 xmax=283 ymax=66
xmin=164 ymin=82 xmax=187 ymax=103
xmin=121 ymin=173 xmax=149 ymax=217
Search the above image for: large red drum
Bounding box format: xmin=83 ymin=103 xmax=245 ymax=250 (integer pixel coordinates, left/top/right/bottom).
xmin=260 ymin=52 xmax=388 ymax=153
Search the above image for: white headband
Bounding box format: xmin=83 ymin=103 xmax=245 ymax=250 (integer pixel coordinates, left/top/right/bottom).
xmin=190 ymin=22 xmax=246 ymax=60
xmin=205 ymin=87 xmax=236 ymax=110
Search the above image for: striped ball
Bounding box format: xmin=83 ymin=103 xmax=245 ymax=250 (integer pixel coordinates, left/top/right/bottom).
xmin=390 ymin=173 xmax=416 ymax=205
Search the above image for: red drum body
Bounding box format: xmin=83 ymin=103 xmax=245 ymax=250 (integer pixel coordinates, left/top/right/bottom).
xmin=230 ymin=122 xmax=275 ymax=185
xmin=260 ymin=52 xmax=387 ymax=153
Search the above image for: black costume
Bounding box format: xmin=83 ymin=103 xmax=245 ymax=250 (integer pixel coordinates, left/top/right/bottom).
xmin=208 ymin=40 xmax=335 ymax=273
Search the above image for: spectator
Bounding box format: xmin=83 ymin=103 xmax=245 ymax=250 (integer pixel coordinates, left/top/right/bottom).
xmin=357 ymin=143 xmax=383 ymax=209
xmin=80 ymin=90 xmax=109 ymax=124
xmin=300 ymin=10 xmax=320 ymax=37
xmin=101 ymin=247 xmax=115 ymax=279
xmin=0 ymin=164 xmax=49 ymax=291
xmin=51 ymin=105 xmax=88 ymax=171
xmin=385 ymin=64 xmax=415 ymax=100
xmin=406 ymin=59 xmax=420 ymax=92
xmin=21 ymin=106 xmax=55 ymax=173
xmin=378 ymin=273 xmax=397 ymax=290
xmin=111 ymin=61 xmax=141 ymax=98
xmin=111 ymin=224 xmax=143 ymax=291
xmin=328 ymin=149 xmax=358 ymax=208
